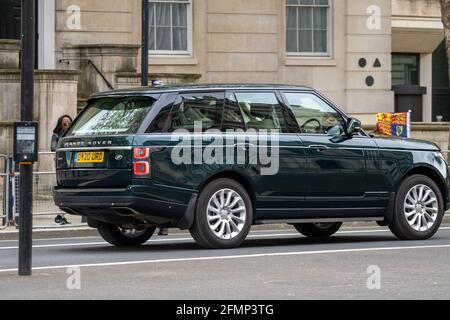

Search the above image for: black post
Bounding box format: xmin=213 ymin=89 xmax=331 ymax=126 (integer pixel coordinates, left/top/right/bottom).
xmin=141 ymin=0 xmax=149 ymax=86
xmin=18 ymin=0 xmax=36 ymax=276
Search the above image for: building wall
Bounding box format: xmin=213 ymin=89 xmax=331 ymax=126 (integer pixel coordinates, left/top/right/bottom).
xmin=345 ymin=0 xmax=394 ymax=122
xmin=50 ymin=0 xmax=443 ymax=124
xmin=392 ymin=0 xmax=442 ymax=17
xmin=0 ymin=70 xmax=79 ymax=156
xmin=55 ymin=0 xmax=141 ymax=62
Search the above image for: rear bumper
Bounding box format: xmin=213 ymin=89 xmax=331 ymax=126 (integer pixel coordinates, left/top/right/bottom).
xmin=53 ymin=185 xmax=197 ymax=228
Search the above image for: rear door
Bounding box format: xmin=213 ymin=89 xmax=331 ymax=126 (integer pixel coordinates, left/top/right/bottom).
xmin=56 ymin=96 xmax=158 ymax=188
xmin=230 ymin=90 xmax=308 ymax=220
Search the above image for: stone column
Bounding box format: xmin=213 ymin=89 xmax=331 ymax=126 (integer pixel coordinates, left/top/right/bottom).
xmin=420 ymin=53 xmax=433 ymax=122
xmin=0 ymin=70 xmax=79 ymax=156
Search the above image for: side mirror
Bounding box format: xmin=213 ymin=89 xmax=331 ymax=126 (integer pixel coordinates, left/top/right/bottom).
xmin=346 ymin=118 xmax=362 ymax=136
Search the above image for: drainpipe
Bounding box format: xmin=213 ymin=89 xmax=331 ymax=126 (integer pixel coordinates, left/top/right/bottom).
xmin=141 ymin=0 xmax=149 ymax=86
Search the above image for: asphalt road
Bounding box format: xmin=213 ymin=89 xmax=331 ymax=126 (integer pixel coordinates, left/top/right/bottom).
xmin=1 ymin=225 xmax=450 ymax=300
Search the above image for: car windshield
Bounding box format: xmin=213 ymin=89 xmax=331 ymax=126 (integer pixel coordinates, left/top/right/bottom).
xmin=67 ymin=96 xmax=156 ymax=136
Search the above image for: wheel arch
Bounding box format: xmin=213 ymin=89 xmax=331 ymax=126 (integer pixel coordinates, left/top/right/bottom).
xmin=397 ymin=165 xmax=449 ymax=205
xmin=198 ymin=171 xmax=257 ymax=220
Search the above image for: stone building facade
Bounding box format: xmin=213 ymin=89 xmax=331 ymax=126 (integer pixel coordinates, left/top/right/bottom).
xmin=55 ymin=0 xmax=447 ymax=122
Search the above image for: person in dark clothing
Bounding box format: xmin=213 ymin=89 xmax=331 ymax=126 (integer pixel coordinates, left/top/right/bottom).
xmin=51 ymin=115 xmax=72 ymax=152
xmin=51 ymin=115 xmax=73 ymax=225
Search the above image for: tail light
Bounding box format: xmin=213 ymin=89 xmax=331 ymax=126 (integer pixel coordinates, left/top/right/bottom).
xmin=133 ymin=147 xmax=151 ymax=178
xmin=134 ymin=162 xmax=150 ymax=176
xmin=134 ymin=147 xmax=150 ymax=159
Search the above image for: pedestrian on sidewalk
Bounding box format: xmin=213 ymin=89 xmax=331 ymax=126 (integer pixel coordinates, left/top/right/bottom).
xmin=51 ymin=115 xmax=73 ymax=226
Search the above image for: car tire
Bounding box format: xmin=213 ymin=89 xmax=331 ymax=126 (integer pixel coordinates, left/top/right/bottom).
xmin=97 ymin=223 xmax=156 ymax=246
xmin=293 ymin=222 xmax=343 ymax=238
xmin=190 ymin=178 xmax=253 ymax=249
xmin=389 ymin=174 xmax=444 ymax=240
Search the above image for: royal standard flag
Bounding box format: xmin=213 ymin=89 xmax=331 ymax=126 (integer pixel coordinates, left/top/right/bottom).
xmin=376 ymin=112 xmax=411 ymax=138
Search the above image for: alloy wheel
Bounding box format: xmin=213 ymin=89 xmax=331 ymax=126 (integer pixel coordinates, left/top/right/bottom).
xmin=206 ymin=189 xmax=247 ymax=240
xmin=404 ymin=184 xmax=438 ymax=232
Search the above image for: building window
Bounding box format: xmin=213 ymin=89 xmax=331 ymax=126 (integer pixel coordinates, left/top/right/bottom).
xmin=149 ymin=0 xmax=192 ymax=55
xmin=392 ymin=54 xmax=419 ymax=86
xmin=286 ymin=0 xmax=331 ymax=56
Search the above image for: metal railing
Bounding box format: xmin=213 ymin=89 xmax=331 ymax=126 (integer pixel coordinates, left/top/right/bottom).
xmin=12 ymin=152 xmax=87 ymax=229
xmin=59 ymin=58 xmax=114 ymax=90
xmin=0 ymin=154 xmax=10 ymax=230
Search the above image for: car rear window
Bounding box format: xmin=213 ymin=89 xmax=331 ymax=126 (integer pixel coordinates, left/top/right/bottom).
xmin=67 ymin=96 xmax=156 ymax=136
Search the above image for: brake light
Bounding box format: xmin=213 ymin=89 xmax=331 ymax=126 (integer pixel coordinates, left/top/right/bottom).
xmin=134 ymin=147 xmax=149 ymax=159
xmin=134 ymin=162 xmax=150 ymax=176
xmin=133 ymin=147 xmax=151 ymax=178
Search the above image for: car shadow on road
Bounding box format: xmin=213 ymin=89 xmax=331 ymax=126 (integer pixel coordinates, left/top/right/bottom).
xmin=60 ymin=234 xmax=406 ymax=254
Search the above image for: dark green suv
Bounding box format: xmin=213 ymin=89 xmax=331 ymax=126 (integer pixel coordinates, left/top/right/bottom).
xmin=53 ymin=85 xmax=449 ymax=248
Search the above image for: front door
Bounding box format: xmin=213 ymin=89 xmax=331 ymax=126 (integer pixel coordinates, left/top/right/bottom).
xmin=281 ymin=91 xmax=379 ymax=218
xmin=393 ymin=85 xmax=426 ymax=122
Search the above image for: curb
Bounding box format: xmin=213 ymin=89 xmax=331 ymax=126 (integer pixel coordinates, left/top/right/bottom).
xmin=1 ymin=217 xmax=450 ymax=241
xmin=0 ymin=227 xmax=98 ymax=241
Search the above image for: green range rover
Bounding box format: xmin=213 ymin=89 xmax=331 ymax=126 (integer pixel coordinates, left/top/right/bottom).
xmin=53 ymin=85 xmax=450 ymax=249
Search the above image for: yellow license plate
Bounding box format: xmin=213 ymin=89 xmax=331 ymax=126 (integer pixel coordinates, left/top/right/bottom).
xmin=76 ymin=151 xmax=105 ymax=163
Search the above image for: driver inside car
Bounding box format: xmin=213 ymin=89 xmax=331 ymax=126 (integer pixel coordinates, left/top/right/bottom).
xmin=321 ymin=112 xmax=340 ymax=133
xmin=322 ymin=112 xmax=338 ymax=127
xmin=322 ymin=113 xmax=343 ymax=136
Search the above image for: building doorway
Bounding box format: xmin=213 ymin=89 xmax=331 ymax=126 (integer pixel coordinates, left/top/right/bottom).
xmin=392 ymin=53 xmax=426 ymax=122
xmin=432 ymin=41 xmax=450 ymax=122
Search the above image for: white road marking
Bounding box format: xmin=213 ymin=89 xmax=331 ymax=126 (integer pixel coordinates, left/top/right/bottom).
xmin=0 ymin=227 xmax=449 ymax=250
xmin=0 ymin=233 xmax=299 ymax=250
xmin=1 ymin=243 xmax=450 ymax=273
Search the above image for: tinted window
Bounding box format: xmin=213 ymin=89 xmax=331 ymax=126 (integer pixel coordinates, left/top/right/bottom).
xmin=234 ymin=92 xmax=286 ymax=131
xmin=284 ymin=92 xmax=344 ymax=135
xmin=222 ymin=92 xmax=245 ymax=130
xmin=146 ymin=102 xmax=172 ymax=133
xmin=67 ymin=97 xmax=156 ymax=136
xmin=168 ymin=92 xmax=224 ymax=132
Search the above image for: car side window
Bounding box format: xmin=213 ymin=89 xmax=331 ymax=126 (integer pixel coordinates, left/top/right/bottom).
xmin=168 ymin=92 xmax=224 ymax=132
xmin=234 ymin=92 xmax=286 ymax=131
xmin=221 ymin=92 xmax=245 ymax=130
xmin=284 ymin=92 xmax=345 ymax=135
xmin=146 ymin=101 xmax=172 ymax=133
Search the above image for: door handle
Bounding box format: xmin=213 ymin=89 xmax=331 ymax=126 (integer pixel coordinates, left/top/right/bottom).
xmin=308 ymin=145 xmax=329 ymax=151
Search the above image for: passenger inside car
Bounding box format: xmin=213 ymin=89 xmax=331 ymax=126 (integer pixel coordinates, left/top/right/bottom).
xmin=239 ymin=101 xmax=282 ymax=130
